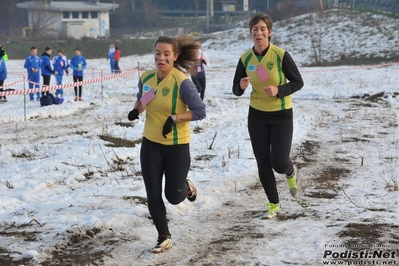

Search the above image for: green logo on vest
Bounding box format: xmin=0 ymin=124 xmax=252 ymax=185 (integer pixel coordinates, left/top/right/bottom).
xmin=162 ymin=87 xmax=170 ymax=96
xmin=267 ymin=62 xmax=274 ymax=70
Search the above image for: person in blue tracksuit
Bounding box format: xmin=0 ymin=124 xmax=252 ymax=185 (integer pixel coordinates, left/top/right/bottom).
xmin=24 ymin=46 xmax=41 ymax=101
xmin=0 ymin=52 xmax=7 ymax=102
xmin=41 ymin=47 xmax=57 ymax=97
xmin=69 ymin=48 xmax=87 ymax=101
xmin=107 ymin=43 xmax=115 ymax=73
xmin=52 ymin=49 xmax=69 ymax=97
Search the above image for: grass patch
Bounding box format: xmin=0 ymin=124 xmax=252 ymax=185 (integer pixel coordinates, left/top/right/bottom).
xmin=315 ymin=167 xmax=350 ymax=183
xmin=99 ymin=135 xmax=142 ymax=148
xmin=40 ymin=226 xmax=122 ymax=266
xmin=0 ymin=247 xmax=31 ymax=265
xmin=122 ymin=195 xmax=147 ymax=205
xmin=306 ymin=55 xmax=399 ymax=67
xmin=11 ymin=146 xmax=49 ymax=161
xmin=75 ymin=130 xmax=89 ymax=135
xmin=115 ymin=121 xmax=135 ymax=128
xmin=339 ymin=222 xmax=399 ymax=249
xmin=0 ymin=222 xmax=41 ymax=242
xmin=277 ymin=213 xmax=303 ymax=220
xmin=295 ymin=140 xmax=320 ymax=168
xmin=193 ymin=125 xmax=204 ymax=133
xmin=194 ymin=154 xmax=217 ymax=161
xmin=305 ymin=191 xmax=338 ymax=199
xmin=5 ymin=38 xmax=156 ymax=60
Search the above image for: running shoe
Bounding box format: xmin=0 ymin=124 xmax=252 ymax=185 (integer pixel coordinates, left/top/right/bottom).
xmin=187 ymin=179 xmax=197 ymax=202
xmin=151 ymin=235 xmax=172 ymax=253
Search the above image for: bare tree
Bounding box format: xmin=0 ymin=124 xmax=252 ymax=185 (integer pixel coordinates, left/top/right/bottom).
xmin=23 ymin=1 xmax=59 ymax=39
xmin=308 ymin=12 xmax=326 ymax=66
xmin=195 ymin=0 xmax=203 ymax=16
xmin=0 ymin=0 xmax=26 ymax=38
xmin=141 ymin=0 xmax=160 ymax=26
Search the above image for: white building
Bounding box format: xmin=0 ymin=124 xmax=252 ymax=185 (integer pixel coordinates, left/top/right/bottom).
xmin=16 ymin=1 xmax=119 ymax=39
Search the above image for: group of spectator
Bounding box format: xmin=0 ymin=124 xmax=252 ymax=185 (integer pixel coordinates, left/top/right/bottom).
xmin=107 ymin=43 xmax=121 ymax=74
xmin=0 ymin=42 xmax=209 ymax=105
xmin=24 ymin=46 xmax=87 ymax=103
xmin=0 ymin=44 xmax=88 ymax=104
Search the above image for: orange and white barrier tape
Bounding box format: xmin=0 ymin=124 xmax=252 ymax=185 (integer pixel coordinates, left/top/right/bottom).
xmin=0 ymin=69 xmax=139 ymax=97
xmin=0 ymin=79 xmax=25 ymax=89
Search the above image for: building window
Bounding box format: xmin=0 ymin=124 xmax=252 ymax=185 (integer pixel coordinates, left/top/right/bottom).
xmin=222 ymin=4 xmax=236 ymax=11
xmin=63 ymin=12 xmax=70 ymax=19
xmin=72 ymin=12 xmax=79 ymax=19
xmin=82 ymin=11 xmax=89 ymax=19
xmin=91 ymin=12 xmax=98 ymax=18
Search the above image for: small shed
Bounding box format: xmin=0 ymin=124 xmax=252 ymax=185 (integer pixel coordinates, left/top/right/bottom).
xmin=16 ymin=0 xmax=119 ymax=39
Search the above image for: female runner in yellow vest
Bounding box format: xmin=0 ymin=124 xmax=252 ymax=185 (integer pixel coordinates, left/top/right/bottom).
xmin=232 ymin=13 xmax=304 ymax=219
xmin=127 ymin=36 xmax=206 ymax=253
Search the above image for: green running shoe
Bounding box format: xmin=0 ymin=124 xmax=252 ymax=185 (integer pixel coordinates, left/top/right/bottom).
xmin=265 ymin=202 xmax=281 ymax=219
xmin=287 ymin=166 xmax=298 ymax=197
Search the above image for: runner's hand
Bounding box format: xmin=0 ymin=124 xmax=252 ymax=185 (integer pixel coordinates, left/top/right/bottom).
xmin=162 ymin=116 xmax=175 ymax=138
xmin=128 ymin=109 xmax=139 ymax=121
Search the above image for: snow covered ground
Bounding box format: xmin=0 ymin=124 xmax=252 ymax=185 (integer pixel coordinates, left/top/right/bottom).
xmin=0 ymin=9 xmax=398 ymax=265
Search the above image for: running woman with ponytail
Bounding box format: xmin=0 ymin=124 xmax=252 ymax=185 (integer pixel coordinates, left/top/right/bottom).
xmin=127 ymin=36 xmax=206 ymax=253
xmin=232 ymin=13 xmax=304 ymax=219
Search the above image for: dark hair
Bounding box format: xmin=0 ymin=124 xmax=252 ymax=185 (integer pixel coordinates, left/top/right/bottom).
xmin=75 ymin=48 xmax=81 ymax=51
xmin=153 ymin=35 xmax=200 ymax=75
xmin=30 ymin=46 xmax=37 ymax=51
xmin=249 ymin=13 xmax=273 ymax=41
xmin=45 ymin=46 xmax=51 ymax=51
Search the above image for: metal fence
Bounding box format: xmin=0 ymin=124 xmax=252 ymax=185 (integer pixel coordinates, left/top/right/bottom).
xmin=327 ymin=0 xmax=399 ymax=14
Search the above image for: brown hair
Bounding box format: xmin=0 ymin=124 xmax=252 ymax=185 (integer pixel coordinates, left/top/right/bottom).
xmin=153 ymin=35 xmax=201 ymax=75
xmin=249 ymin=13 xmax=273 ymax=41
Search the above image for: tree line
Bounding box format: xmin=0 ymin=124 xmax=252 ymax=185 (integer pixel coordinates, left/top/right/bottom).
xmin=1 ymin=0 xmax=396 ymax=40
xmin=0 ymin=0 xmax=293 ymax=39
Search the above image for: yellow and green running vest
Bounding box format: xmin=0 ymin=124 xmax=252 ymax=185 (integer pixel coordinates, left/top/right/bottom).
xmin=240 ymin=43 xmax=291 ymax=112
xmin=140 ymin=68 xmax=190 ymax=145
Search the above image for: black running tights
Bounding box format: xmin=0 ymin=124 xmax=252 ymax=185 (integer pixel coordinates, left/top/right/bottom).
xmin=42 ymin=75 xmax=51 ymax=96
xmin=140 ymin=137 xmax=190 ymax=237
xmin=247 ymin=106 xmax=294 ymax=204
xmin=192 ymin=76 xmax=206 ymax=100
xmin=73 ymin=76 xmax=83 ymax=97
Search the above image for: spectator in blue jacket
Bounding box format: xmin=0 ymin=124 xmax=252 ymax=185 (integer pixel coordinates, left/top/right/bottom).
xmin=69 ymin=48 xmax=87 ymax=101
xmin=41 ymin=47 xmax=57 ymax=97
xmin=107 ymin=43 xmax=115 ymax=73
xmin=52 ymin=49 xmax=69 ymax=98
xmin=24 ymin=46 xmax=41 ymax=101
xmin=0 ymin=51 xmax=7 ymax=102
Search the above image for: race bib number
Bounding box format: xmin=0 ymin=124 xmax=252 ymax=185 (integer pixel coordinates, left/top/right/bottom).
xmin=140 ymin=89 xmax=157 ymax=107
xmin=256 ymin=65 xmax=269 ymax=82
